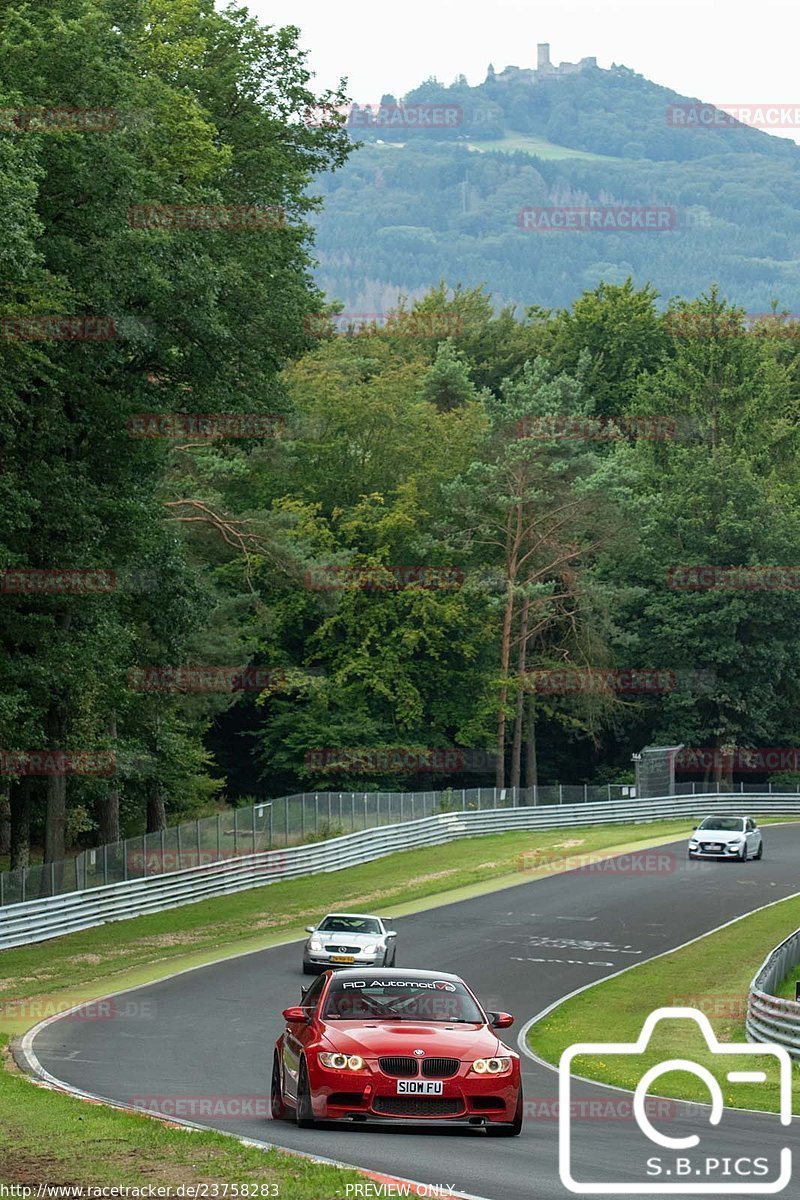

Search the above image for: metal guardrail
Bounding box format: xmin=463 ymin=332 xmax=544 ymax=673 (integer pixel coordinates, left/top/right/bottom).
xmin=2 ymin=791 xmax=799 ymax=952
xmin=2 ymin=779 xmax=796 ymax=908
xmin=747 ymin=927 xmax=800 ymax=1059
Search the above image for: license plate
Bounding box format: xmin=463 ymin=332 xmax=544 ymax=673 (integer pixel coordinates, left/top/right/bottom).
xmin=708 ymin=844 xmax=723 ymax=852
xmin=331 ymin=955 xmax=355 ymax=963
xmin=397 ymin=1080 xmax=443 ymax=1095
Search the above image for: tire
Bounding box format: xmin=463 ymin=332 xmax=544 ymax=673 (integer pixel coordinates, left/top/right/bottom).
xmin=302 ymin=961 xmax=316 ymax=976
xmin=738 ymin=843 xmax=748 ymax=862
xmin=271 ymin=1052 xmax=288 ymax=1121
xmin=486 ymin=1087 xmax=523 ymax=1137
xmin=755 ymin=841 xmax=763 ymax=860
xmin=295 ymin=1060 xmax=316 ymax=1129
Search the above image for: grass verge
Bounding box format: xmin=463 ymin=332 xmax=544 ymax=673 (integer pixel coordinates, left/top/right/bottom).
xmin=1 ymin=816 xmax=795 ymax=1188
xmin=528 ymin=891 xmax=800 ymax=1115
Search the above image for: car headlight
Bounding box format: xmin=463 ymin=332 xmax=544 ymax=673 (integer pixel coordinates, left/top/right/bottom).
xmin=362 ymin=943 xmax=380 ymax=955
xmin=688 ymin=840 xmax=698 ymax=848
xmin=308 ymin=938 xmax=323 ymax=952
xmin=728 ymin=839 xmax=743 ymax=847
xmin=318 ymin=1052 xmax=365 ymax=1071
xmin=470 ymin=1057 xmax=512 ymax=1075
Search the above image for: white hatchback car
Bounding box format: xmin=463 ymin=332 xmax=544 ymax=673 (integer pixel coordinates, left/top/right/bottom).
xmin=302 ymin=912 xmax=398 ymax=975
xmin=688 ymin=815 xmax=763 ymax=861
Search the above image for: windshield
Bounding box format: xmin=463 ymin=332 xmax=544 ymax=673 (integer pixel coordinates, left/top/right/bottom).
xmin=698 ymin=817 xmax=745 ymax=832
xmin=323 ymin=977 xmax=485 ymax=1023
xmin=317 ymin=916 xmax=381 ymax=935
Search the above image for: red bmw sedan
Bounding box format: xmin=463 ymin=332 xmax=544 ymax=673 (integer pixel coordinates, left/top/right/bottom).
xmin=271 ymin=968 xmax=523 ymax=1135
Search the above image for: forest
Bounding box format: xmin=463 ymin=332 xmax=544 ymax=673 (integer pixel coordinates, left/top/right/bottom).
xmin=1 ymin=0 xmax=800 ymax=872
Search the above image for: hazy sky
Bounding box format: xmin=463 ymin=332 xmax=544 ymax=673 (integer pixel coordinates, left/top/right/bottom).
xmin=248 ymin=0 xmax=800 ymax=142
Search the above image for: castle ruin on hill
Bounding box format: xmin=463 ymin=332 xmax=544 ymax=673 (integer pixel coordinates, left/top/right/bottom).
xmin=487 ymin=44 xmax=598 ymax=85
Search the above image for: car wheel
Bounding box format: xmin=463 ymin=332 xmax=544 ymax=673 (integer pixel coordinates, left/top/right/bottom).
xmin=271 ymin=1052 xmax=288 ymax=1120
xmin=486 ymin=1087 xmax=523 ymax=1137
xmin=755 ymin=841 xmax=763 ymax=860
xmin=738 ymin=843 xmax=748 ymax=862
xmin=302 ymin=961 xmax=316 ymax=976
xmin=295 ymin=1059 xmax=316 ymax=1129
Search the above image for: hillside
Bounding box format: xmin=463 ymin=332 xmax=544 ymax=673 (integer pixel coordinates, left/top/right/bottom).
xmin=310 ymin=62 xmax=800 ymax=310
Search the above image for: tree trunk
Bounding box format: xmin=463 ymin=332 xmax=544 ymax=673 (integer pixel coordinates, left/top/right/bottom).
xmin=0 ymin=782 xmax=10 ymax=855
xmin=44 ymin=704 xmax=68 ymax=863
xmin=510 ymin=596 xmax=531 ymax=790
xmin=524 ymin=693 xmax=538 ymax=790
xmin=98 ymin=716 xmax=120 ymax=844
xmin=10 ymin=777 xmax=32 ymax=870
xmin=495 ymin=579 xmax=517 ymax=788
xmin=146 ymin=791 xmax=167 ymax=833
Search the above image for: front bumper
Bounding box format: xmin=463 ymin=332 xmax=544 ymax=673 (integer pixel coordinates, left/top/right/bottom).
xmin=688 ymin=842 xmax=745 ymax=859
xmin=303 ymin=952 xmax=384 ymax=971
xmin=308 ymin=1063 xmax=519 ymax=1124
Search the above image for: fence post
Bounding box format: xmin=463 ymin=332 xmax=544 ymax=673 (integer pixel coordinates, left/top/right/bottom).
xmin=607 ymin=784 xmax=611 ymax=801
xmin=351 ymin=794 xmax=355 ymax=831
xmin=584 ymin=784 xmax=588 ymax=803
xmin=216 ymin=814 xmax=221 ymax=860
xmin=103 ymin=843 xmax=108 ymax=885
xmin=301 ymin=798 xmax=305 ymax=841
xmin=50 ymin=861 xmax=55 ymax=897
xmin=285 ymin=797 xmax=289 ymax=846
xmin=175 ymin=824 xmax=180 ymax=870
xmin=123 ymin=837 xmax=128 ymax=881
xmin=197 ymin=819 xmax=202 ymax=862
xmin=315 ymin=794 xmax=319 ymax=836
xmin=21 ymin=868 xmax=26 ymax=903
xmin=558 ymin=784 xmax=563 ymax=805
xmin=233 ymin=807 xmax=238 ymax=856
xmin=251 ymin=805 xmax=256 ymax=852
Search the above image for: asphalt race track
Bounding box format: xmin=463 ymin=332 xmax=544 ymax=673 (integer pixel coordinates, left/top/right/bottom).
xmin=26 ymin=829 xmax=800 ymax=1200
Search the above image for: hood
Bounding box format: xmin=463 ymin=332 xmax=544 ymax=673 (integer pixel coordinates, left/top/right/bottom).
xmin=311 ymin=931 xmax=383 ymax=944
xmin=320 ymin=1021 xmax=505 ymax=1059
xmin=694 ymin=829 xmax=745 ymax=843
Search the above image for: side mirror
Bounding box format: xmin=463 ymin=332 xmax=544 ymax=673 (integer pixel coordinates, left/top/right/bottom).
xmin=385 ymin=930 xmax=398 ymax=938
xmin=305 ymin=925 xmax=316 ymax=933
xmin=489 ymin=1012 xmax=515 ymax=1029
xmin=692 ymin=825 xmax=698 ymax=830
xmin=282 ymin=1006 xmax=310 ymax=1023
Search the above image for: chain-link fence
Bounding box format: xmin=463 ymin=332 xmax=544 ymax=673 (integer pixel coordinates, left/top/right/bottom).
xmin=2 ymin=778 xmax=795 ymax=906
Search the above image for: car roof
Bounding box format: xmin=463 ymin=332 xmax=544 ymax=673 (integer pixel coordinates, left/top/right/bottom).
xmin=328 ymin=967 xmax=463 ymax=982
xmin=701 ymin=814 xmax=749 ymax=819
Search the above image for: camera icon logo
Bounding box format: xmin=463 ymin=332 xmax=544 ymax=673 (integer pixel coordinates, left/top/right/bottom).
xmin=559 ymin=1007 xmax=792 ymax=1194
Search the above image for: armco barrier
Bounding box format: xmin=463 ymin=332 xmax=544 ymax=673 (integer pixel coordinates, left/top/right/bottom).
xmin=747 ymin=926 xmax=800 ymax=1059
xmin=2 ymin=793 xmax=799 ymax=951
